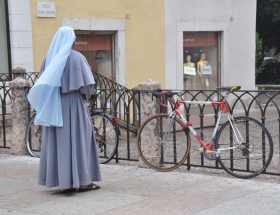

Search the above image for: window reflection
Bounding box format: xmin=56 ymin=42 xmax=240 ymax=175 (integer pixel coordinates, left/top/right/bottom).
xmin=183 ymin=32 xmax=219 ymax=94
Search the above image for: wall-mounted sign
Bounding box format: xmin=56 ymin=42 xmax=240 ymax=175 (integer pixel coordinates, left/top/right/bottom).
xmin=37 ymin=2 xmax=56 ymax=18
xmin=183 ymin=32 xmax=218 ymax=47
xmin=73 ymin=35 xmax=112 ymax=51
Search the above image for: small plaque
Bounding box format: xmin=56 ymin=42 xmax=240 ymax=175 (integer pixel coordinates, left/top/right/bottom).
xmin=37 ymin=2 xmax=56 ymax=18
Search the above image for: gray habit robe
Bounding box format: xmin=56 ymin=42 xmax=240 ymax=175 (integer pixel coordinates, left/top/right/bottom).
xmin=38 ymin=50 xmax=101 ymax=189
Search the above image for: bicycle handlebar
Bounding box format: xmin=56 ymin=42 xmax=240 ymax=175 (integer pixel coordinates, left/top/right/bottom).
xmin=152 ymin=91 xmax=175 ymax=107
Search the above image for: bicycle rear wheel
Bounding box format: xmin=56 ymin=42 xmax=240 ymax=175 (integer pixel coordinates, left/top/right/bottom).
xmin=215 ymin=116 xmax=273 ymax=179
xmin=136 ymin=113 xmax=191 ymax=172
xmin=26 ymin=113 xmax=42 ymax=158
xmin=92 ymin=112 xmax=119 ymax=164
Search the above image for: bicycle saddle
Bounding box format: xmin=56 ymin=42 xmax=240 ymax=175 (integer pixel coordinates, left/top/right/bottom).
xmin=216 ymin=86 xmax=241 ymax=92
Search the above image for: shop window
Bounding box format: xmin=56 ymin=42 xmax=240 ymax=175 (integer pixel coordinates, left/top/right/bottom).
xmin=0 ymin=0 xmax=9 ymax=74
xmin=183 ymin=32 xmax=219 ymax=94
xmin=73 ymin=34 xmax=114 ymax=81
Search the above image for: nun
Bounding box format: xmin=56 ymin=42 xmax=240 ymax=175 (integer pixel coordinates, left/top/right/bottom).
xmin=28 ymin=26 xmax=101 ymax=194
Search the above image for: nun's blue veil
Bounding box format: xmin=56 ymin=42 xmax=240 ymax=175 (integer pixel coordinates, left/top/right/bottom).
xmin=28 ymin=26 xmax=76 ymax=127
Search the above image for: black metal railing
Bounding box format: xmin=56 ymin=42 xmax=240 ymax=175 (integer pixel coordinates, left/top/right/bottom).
xmin=25 ymin=72 xmax=40 ymax=85
xmin=92 ymin=71 xmax=128 ymax=92
xmin=1 ymin=71 xmax=280 ymax=176
xmin=0 ymin=83 xmax=12 ymax=149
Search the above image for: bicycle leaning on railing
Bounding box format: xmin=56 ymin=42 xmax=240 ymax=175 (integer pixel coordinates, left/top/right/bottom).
xmin=136 ymin=86 xmax=274 ymax=179
xmin=25 ymin=107 xmax=120 ymax=164
xmin=89 ymin=109 xmax=121 ymax=164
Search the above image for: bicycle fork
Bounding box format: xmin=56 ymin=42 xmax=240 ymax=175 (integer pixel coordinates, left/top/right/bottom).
xmin=159 ymin=112 xmax=177 ymax=144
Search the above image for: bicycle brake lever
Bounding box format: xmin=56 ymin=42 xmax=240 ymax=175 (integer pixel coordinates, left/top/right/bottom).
xmin=152 ymin=91 xmax=159 ymax=101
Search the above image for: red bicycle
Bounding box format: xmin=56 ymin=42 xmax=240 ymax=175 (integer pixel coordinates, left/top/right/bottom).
xmin=136 ymin=86 xmax=273 ymax=179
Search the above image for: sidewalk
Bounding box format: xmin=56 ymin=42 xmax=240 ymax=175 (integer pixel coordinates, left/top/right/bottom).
xmin=1 ymin=154 xmax=280 ymax=215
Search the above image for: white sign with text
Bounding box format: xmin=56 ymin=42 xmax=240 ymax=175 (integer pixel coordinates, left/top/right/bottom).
xmin=184 ymin=66 xmax=196 ymax=76
xmin=37 ymin=2 xmax=56 ymax=18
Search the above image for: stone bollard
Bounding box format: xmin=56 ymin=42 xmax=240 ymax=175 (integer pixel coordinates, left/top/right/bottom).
xmin=8 ymin=77 xmax=32 ymax=155
xmin=12 ymin=67 xmax=26 ymax=80
xmin=135 ymin=79 xmax=161 ymax=168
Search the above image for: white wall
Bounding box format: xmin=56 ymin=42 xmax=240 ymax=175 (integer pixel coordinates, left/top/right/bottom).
xmin=8 ymin=0 xmax=34 ymax=72
xmin=165 ymin=0 xmax=257 ymax=91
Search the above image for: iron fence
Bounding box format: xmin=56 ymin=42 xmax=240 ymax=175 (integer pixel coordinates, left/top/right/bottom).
xmin=0 ymin=83 xmax=12 ymax=149
xmin=0 ymin=71 xmax=280 ymax=176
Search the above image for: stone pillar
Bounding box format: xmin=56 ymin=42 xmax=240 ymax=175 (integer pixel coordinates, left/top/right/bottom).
xmin=135 ymin=79 xmax=161 ymax=168
xmin=12 ymin=67 xmax=26 ymax=80
xmin=9 ymin=77 xmax=32 ymax=155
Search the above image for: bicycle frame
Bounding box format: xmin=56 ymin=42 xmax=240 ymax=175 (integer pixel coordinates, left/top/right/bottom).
xmin=165 ymin=91 xmax=245 ymax=157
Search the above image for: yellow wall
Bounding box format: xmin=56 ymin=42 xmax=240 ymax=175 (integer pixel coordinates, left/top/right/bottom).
xmin=30 ymin=0 xmax=165 ymax=89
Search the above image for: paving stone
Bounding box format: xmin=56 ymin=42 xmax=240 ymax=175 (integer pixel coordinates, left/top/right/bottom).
xmin=1 ymin=154 xmax=280 ymax=215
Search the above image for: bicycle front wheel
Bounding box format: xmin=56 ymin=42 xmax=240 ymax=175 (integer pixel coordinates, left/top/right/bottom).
xmin=92 ymin=112 xmax=119 ymax=164
xmin=136 ymin=113 xmax=191 ymax=172
xmin=215 ymin=116 xmax=273 ymax=179
xmin=26 ymin=113 xmax=42 ymax=158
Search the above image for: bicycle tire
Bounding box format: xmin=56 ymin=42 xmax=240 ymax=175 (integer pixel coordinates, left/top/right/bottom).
xmin=136 ymin=113 xmax=191 ymax=172
xmin=215 ymin=116 xmax=273 ymax=179
xmin=26 ymin=113 xmax=42 ymax=158
xmin=92 ymin=112 xmax=119 ymax=164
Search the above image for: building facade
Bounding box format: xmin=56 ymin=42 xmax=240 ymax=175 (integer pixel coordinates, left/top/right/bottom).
xmin=3 ymin=0 xmax=256 ymax=91
xmin=0 ymin=0 xmax=11 ymax=77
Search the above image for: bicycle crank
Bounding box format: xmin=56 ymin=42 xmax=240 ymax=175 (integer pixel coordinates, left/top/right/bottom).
xmin=204 ymin=150 xmax=217 ymax=160
xmin=198 ymin=145 xmax=217 ymax=160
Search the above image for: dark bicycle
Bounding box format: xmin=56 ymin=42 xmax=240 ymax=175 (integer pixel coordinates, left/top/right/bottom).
xmin=26 ymin=102 xmax=120 ymax=164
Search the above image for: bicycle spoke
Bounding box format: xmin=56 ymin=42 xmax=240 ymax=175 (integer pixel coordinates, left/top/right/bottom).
xmin=26 ymin=114 xmax=42 ymax=158
xmin=92 ymin=113 xmax=118 ymax=164
xmin=137 ymin=114 xmax=190 ymax=172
